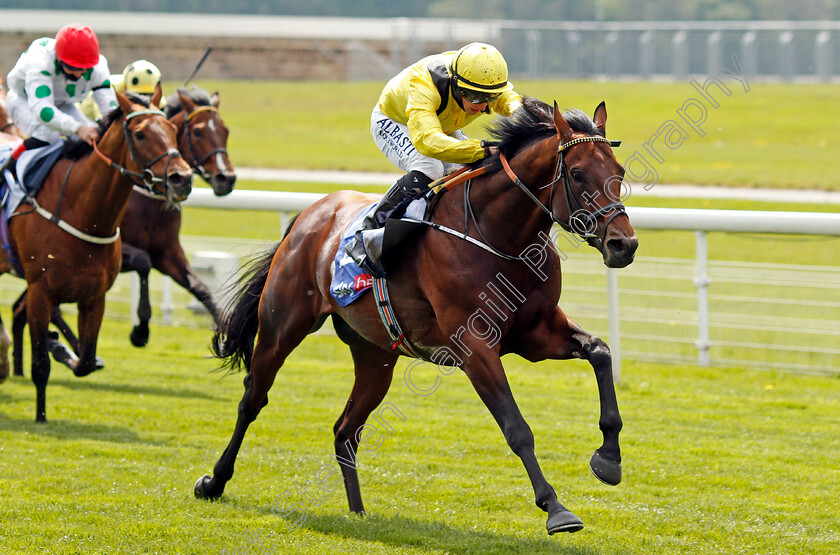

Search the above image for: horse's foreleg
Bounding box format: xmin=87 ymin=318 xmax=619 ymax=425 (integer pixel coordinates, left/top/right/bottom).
xmin=195 ymin=297 xmax=317 ymax=501
xmin=26 ymin=285 xmax=53 ymax=423
xmin=50 ymin=305 xmax=79 ymax=351
xmin=519 ymin=308 xmax=623 ymax=487
xmin=122 ymin=244 xmax=152 ymax=347
xmin=68 ymin=298 xmax=106 ymax=378
xmin=332 ymin=333 xmax=398 ymax=515
xmin=157 ymin=254 xmax=221 ymax=325
xmin=463 ymin=350 xmax=584 ymax=534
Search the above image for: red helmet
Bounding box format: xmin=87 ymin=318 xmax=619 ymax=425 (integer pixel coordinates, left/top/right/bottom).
xmin=55 ymin=23 xmax=100 ymax=69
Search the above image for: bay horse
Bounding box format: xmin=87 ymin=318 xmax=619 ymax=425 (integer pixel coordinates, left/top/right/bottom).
xmin=10 ymin=86 xmax=236 ymax=368
xmin=194 ymin=98 xmax=638 ymax=534
xmin=0 ymin=90 xmax=193 ymax=421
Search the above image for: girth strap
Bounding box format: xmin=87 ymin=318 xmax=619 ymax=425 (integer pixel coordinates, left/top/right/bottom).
xmin=372 ymin=276 xmax=421 ymax=358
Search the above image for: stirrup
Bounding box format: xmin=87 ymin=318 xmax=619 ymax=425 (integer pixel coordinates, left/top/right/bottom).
xmin=343 ymin=236 xmax=385 ymax=278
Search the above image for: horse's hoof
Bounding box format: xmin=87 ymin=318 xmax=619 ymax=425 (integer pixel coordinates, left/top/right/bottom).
xmin=49 ymin=341 xmax=79 ymax=370
xmin=590 ymin=450 xmax=622 ymax=486
xmin=547 ymin=510 xmax=584 ymax=534
xmin=95 ymin=356 xmax=105 ymax=370
xmin=194 ymin=474 xmax=221 ymax=500
xmin=72 ymin=365 xmax=101 ymax=378
xmin=130 ymin=323 xmax=149 ymax=348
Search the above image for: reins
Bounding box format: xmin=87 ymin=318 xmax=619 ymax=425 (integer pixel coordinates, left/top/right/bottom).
xmin=92 ymin=108 xmax=183 ymax=195
xmin=418 ymin=134 xmax=626 ymax=263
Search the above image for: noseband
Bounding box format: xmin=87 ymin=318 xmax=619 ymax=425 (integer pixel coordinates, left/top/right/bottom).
xmin=181 ymin=105 xmax=229 ymax=181
xmin=499 ymin=135 xmax=626 ymax=248
xmin=93 ymin=108 xmax=184 ymax=195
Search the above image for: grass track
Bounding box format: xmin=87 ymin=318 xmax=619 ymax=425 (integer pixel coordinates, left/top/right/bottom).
xmin=0 ymin=322 xmax=838 ymax=554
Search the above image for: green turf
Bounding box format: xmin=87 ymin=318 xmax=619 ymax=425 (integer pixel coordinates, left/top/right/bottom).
xmin=187 ymin=79 xmax=840 ymax=190
xmin=0 ymin=322 xmax=837 ymax=554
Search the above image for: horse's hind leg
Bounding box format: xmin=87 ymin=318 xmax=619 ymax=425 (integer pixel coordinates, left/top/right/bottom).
xmin=155 ymin=249 xmax=221 ymax=325
xmin=194 ymin=295 xmax=319 ymax=500
xmin=331 ymin=316 xmax=399 ymax=514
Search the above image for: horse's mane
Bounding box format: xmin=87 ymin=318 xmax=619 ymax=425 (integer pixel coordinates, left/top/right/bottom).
xmin=62 ymin=93 xmax=152 ymax=160
xmin=486 ymin=97 xmax=604 ymax=159
xmin=164 ymin=86 xmax=213 ymax=118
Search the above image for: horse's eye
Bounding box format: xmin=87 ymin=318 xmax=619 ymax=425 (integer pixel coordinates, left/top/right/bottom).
xmin=570 ymin=169 xmax=584 ymax=183
xmin=193 ymin=127 xmax=203 ymax=139
xmin=134 ymin=130 xmax=146 ymax=141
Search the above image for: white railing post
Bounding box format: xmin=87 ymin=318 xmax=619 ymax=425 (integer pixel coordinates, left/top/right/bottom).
xmin=161 ymin=276 xmax=174 ymax=325
xmin=607 ymin=267 xmax=622 ymax=383
xmin=694 ymin=231 xmax=711 ymax=366
xmin=129 ymin=273 xmax=140 ymax=326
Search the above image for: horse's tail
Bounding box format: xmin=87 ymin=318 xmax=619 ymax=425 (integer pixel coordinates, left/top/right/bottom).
xmin=212 ymin=242 xmax=280 ymax=373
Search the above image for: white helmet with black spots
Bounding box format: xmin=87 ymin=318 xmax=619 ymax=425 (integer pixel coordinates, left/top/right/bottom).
xmin=122 ymin=60 xmax=161 ymax=95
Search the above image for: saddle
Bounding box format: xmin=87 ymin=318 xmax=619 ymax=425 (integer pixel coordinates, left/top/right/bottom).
xmin=329 ymin=164 xmax=493 ymax=307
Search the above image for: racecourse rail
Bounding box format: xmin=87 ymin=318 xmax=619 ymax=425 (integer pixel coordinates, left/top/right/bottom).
xmin=174 ymin=189 xmax=840 ymax=378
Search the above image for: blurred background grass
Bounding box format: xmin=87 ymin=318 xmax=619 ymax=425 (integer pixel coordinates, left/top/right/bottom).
xmin=189 ymin=79 xmax=840 ymax=190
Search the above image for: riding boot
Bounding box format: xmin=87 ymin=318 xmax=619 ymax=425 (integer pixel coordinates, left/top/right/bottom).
xmin=1 ymin=138 xmax=48 ymax=182
xmin=0 ymin=146 xmax=20 ymax=180
xmin=344 ymin=170 xmax=432 ymax=276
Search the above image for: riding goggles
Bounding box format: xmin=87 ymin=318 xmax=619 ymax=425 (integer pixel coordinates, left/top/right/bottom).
xmin=61 ymin=61 xmax=85 ymax=73
xmin=460 ymin=88 xmax=501 ymax=105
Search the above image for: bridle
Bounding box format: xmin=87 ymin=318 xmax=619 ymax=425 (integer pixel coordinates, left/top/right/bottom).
xmin=180 ymin=105 xmax=229 ymax=183
xmin=498 ymin=134 xmax=626 ymax=249
xmin=93 ymin=108 xmax=184 ymax=195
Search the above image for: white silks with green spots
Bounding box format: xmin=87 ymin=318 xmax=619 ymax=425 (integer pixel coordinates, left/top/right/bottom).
xmin=5 ymin=37 xmax=117 ymax=142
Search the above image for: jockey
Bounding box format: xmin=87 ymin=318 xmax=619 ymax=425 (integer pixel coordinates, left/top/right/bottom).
xmin=344 ymin=42 xmax=522 ymax=276
xmin=1 ymin=23 xmax=117 ymax=178
xmin=79 ymin=59 xmax=163 ymax=121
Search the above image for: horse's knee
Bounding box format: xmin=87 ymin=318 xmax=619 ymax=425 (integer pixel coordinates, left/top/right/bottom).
xmin=573 ymin=331 xmax=611 ymax=368
xmin=585 ymin=338 xmax=612 ymax=368
xmin=126 ymin=250 xmax=152 ymax=275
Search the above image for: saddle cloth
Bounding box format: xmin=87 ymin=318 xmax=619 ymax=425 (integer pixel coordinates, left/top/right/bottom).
xmin=1 ymin=140 xmax=65 ymax=277
xmin=1 ymin=141 xmax=65 ymax=219
xmin=329 ymin=196 xmax=431 ymax=307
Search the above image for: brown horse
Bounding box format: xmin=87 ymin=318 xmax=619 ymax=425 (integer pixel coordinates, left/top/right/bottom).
xmin=11 ymin=86 xmax=236 ymax=366
xmin=194 ymin=98 xmax=638 ymax=534
xmin=0 ymin=90 xmax=192 ymax=421
xmin=119 ymin=86 xmax=235 ymax=346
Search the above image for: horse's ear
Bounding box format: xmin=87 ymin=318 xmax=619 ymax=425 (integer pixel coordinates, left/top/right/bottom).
xmin=593 ymin=101 xmax=607 ymax=133
xmin=552 ymin=101 xmax=574 ymax=144
xmin=211 ymin=92 xmax=220 ymax=108
xmin=178 ymin=88 xmax=197 ymax=113
xmin=151 ymin=83 xmax=163 ymax=109
xmin=115 ymin=90 xmax=132 ymax=114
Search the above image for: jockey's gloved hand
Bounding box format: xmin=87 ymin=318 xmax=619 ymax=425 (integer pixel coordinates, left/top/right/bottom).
xmin=481 ymin=140 xmax=499 ymax=158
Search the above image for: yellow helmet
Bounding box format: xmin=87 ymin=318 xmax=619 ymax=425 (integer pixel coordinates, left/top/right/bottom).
xmin=450 ymin=42 xmax=514 ymax=95
xmin=121 ymin=60 xmax=161 ymax=95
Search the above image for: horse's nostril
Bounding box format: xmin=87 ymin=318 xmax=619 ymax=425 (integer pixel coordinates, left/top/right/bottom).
xmin=607 ymin=239 xmax=626 ymax=256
